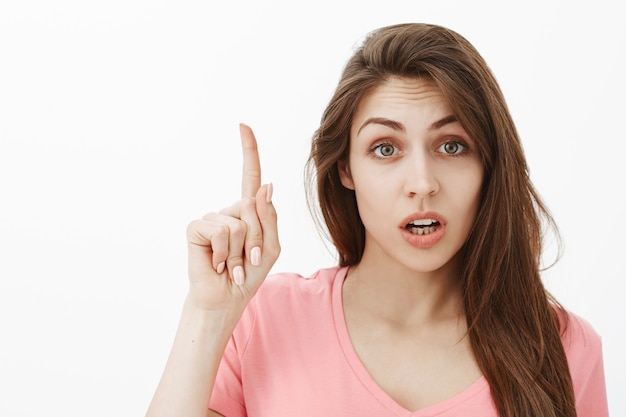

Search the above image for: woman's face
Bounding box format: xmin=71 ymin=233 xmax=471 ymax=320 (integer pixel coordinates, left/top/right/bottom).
xmin=339 ymin=77 xmax=484 ymax=274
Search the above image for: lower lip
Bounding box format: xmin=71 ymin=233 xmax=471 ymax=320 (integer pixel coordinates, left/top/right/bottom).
xmin=400 ymin=224 xmax=445 ymax=248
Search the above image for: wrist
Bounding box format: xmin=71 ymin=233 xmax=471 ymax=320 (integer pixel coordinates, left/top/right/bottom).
xmin=181 ymin=293 xmax=244 ymax=332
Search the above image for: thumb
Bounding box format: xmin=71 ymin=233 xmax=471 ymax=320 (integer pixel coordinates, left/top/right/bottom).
xmin=255 ymin=183 xmax=280 ymax=265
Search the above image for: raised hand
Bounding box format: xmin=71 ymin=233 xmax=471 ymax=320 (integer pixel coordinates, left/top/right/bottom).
xmin=185 ymin=124 xmax=280 ymax=311
xmin=145 ymin=124 xmax=280 ymax=417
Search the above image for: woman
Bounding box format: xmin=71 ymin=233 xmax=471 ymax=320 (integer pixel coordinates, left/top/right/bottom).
xmin=146 ymin=23 xmax=608 ymax=417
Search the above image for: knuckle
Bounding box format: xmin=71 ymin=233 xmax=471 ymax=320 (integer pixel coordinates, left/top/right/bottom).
xmin=239 ymin=199 xmax=257 ymax=218
xmin=218 ymin=206 xmax=232 ymax=216
xmin=201 ymin=211 xmax=218 ymax=220
xmin=247 ymin=228 xmax=263 ymax=242
xmin=212 ymin=246 xmax=228 ymax=258
xmin=266 ymin=242 xmax=281 ymax=260
xmin=186 ymin=219 xmax=204 ymax=238
xmin=186 ymin=219 xmax=199 ymax=232
xmin=214 ymin=223 xmax=229 ymax=239
xmin=241 ymin=196 xmax=256 ymax=209
xmin=245 ymin=168 xmax=262 ymax=181
xmin=229 ymin=220 xmax=247 ymax=238
xmin=227 ymin=255 xmax=243 ymax=264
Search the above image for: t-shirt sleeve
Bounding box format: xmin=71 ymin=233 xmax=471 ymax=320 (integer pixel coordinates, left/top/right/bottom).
xmin=562 ymin=313 xmax=609 ymax=417
xmin=208 ymin=300 xmax=257 ymax=417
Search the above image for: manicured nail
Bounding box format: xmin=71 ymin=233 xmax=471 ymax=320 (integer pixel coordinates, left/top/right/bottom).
xmin=266 ymin=183 xmax=273 ymax=203
xmin=251 ymin=246 xmax=261 ymax=266
xmin=233 ymin=266 xmax=245 ymax=285
xmin=216 ymin=262 xmax=225 ymax=274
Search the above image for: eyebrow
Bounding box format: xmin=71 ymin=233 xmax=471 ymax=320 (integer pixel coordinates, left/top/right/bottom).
xmin=356 ymin=114 xmax=459 ymax=135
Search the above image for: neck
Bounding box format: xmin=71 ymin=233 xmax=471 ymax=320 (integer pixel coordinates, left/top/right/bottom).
xmin=343 ymin=251 xmax=465 ymax=327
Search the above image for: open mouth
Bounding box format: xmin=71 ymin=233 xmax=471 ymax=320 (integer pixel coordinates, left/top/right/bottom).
xmin=405 ymin=219 xmax=441 ymax=235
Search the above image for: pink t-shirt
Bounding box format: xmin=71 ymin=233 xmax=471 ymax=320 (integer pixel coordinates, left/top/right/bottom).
xmin=210 ymin=266 xmax=608 ymax=416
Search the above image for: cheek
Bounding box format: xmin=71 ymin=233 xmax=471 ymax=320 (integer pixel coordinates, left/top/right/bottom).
xmin=352 ymin=167 xmax=398 ymax=204
xmin=351 ymin=171 xmax=395 ymax=216
xmin=460 ymin=170 xmax=483 ymax=217
xmin=447 ymin=165 xmax=483 ymax=212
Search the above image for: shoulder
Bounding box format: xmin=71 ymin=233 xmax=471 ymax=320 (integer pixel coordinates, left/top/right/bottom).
xmin=231 ymin=265 xmax=346 ymax=355
xmin=558 ymin=309 xmax=608 ymax=413
xmin=238 ymin=265 xmax=346 ymax=323
xmin=559 ymin=310 xmax=603 ymax=363
xmin=254 ymin=265 xmax=346 ymax=300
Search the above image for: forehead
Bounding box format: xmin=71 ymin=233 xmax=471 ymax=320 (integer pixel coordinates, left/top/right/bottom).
xmin=356 ymin=77 xmax=449 ymax=115
xmin=352 ymin=77 xmax=452 ymax=129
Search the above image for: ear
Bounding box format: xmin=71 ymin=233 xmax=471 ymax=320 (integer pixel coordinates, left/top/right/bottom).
xmin=338 ymin=160 xmax=355 ymax=190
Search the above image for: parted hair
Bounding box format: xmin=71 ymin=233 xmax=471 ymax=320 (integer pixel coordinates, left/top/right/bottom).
xmin=305 ymin=23 xmax=576 ymax=417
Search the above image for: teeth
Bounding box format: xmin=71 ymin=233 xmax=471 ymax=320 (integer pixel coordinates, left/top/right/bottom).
xmin=408 ymin=218 xmax=437 ymax=226
xmin=408 ymin=225 xmax=437 ymax=235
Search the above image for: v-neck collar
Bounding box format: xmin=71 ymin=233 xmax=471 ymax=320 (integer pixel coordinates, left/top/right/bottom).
xmin=331 ymin=266 xmax=489 ymax=417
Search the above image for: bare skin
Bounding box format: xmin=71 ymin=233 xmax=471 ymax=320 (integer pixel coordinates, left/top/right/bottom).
xmin=145 ymin=124 xmax=280 ymax=417
xmin=342 ymin=257 xmax=482 ymax=411
xmin=148 ymin=79 xmax=483 ymax=416
xmin=339 ymin=77 xmax=483 ymax=411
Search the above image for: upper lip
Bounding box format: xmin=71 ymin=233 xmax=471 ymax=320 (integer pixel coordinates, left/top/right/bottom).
xmin=400 ymin=211 xmax=447 ymax=228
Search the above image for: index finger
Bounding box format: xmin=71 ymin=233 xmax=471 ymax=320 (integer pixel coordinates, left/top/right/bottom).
xmin=239 ymin=123 xmax=262 ymax=198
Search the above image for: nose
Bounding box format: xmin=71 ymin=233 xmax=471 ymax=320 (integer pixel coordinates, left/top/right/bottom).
xmin=403 ymin=152 xmax=440 ymax=198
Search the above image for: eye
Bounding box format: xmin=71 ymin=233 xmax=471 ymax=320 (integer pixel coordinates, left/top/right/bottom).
xmin=438 ymin=140 xmax=466 ymax=156
xmin=372 ymin=143 xmax=399 ymax=158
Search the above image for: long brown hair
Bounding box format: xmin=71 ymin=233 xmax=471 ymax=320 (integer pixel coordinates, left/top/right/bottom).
xmin=305 ymin=23 xmax=576 ymax=417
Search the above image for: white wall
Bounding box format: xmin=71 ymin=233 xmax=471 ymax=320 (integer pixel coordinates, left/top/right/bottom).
xmin=1 ymin=1 xmax=623 ymax=415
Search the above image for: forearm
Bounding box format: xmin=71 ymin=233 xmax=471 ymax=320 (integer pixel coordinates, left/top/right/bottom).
xmin=145 ymin=295 xmax=242 ymax=417
xmin=147 ymin=124 xmax=278 ymax=416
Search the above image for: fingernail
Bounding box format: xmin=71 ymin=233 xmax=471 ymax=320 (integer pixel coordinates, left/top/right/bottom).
xmin=251 ymin=246 xmax=261 ymax=266
xmin=233 ymin=266 xmax=245 ymax=285
xmin=216 ymin=262 xmax=225 ymax=274
xmin=266 ymin=183 xmax=273 ymax=203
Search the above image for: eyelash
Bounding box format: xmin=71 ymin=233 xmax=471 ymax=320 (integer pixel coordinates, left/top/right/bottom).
xmin=369 ymin=142 xmax=400 ymax=159
xmin=437 ymin=140 xmax=469 ymax=157
xmin=368 ymin=139 xmax=471 ymax=159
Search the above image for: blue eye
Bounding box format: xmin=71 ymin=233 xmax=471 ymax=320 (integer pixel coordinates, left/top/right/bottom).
xmin=438 ymin=141 xmax=466 ymax=155
xmin=373 ymin=143 xmax=399 ymax=158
